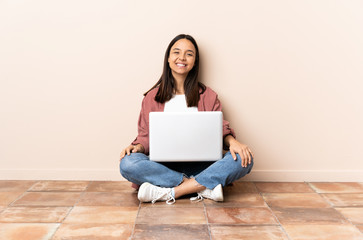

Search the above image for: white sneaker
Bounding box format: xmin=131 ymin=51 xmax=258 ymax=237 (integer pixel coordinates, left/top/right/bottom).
xmin=138 ymin=182 xmax=175 ymax=205
xmin=190 ymin=184 xmax=224 ymax=202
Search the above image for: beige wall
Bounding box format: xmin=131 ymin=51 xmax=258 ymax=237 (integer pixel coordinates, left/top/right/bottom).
xmin=1 ymin=0 xmax=362 ymax=181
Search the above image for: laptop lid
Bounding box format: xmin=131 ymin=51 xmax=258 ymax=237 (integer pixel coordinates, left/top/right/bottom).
xmin=149 ymin=111 xmax=223 ymax=162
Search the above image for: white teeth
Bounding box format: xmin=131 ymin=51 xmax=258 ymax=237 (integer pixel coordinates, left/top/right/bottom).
xmin=177 ymin=63 xmax=186 ymax=67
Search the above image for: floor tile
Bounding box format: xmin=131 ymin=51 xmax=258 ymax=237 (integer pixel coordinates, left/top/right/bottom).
xmin=77 ymin=192 xmax=139 ymax=207
xmin=0 ymin=192 xmax=24 ymax=206
xmin=224 ymin=182 xmax=258 ymax=193
xmin=12 ymin=192 xmax=82 ymax=207
xmin=29 ymin=181 xmax=89 ymax=192
xmin=322 ymin=193 xmax=363 ymax=207
xmin=204 ymin=193 xmax=266 ymax=207
xmin=210 ymin=225 xmax=289 ymax=240
xmin=137 ymin=207 xmax=206 ymax=224
xmin=0 ymin=223 xmax=59 ymax=240
xmin=206 ymin=207 xmax=277 ymax=225
xmin=86 ymin=181 xmax=135 ymax=192
xmin=0 ymin=207 xmax=71 ymax=223
xmin=335 ymin=208 xmax=363 ymax=225
xmin=133 ymin=224 xmax=210 ymax=240
xmin=282 ymin=224 xmax=362 ymax=240
xmin=64 ymin=206 xmax=138 ymax=224
xmin=272 ymin=207 xmax=347 ymax=224
xmin=140 ymin=198 xmax=203 ymax=208
xmin=255 ymin=182 xmax=314 ymax=193
xmin=52 ymin=223 xmax=133 ymax=240
xmin=309 ymin=182 xmax=363 ymax=193
xmin=263 ymin=193 xmax=330 ymax=208
xmin=0 ymin=181 xmax=37 ymax=192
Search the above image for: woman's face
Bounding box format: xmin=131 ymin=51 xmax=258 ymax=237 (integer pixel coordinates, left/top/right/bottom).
xmin=168 ymin=38 xmax=196 ymax=79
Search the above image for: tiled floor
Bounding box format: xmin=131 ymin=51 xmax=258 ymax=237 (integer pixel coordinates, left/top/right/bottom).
xmin=0 ymin=181 xmax=362 ymax=240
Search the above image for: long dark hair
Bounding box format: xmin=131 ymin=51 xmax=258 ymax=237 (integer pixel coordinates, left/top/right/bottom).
xmin=144 ymin=34 xmax=206 ymax=107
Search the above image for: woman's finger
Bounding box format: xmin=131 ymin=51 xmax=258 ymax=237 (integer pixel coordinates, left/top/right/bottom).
xmin=126 ymin=146 xmax=132 ymax=155
xmin=241 ymin=149 xmax=248 ymax=167
xmin=245 ymin=148 xmax=251 ymax=165
xmin=120 ymin=150 xmax=126 ymax=161
xmin=230 ymin=150 xmax=237 ymax=161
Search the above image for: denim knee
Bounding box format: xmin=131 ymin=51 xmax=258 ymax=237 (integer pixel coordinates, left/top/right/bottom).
xmin=120 ymin=152 xmax=149 ymax=175
xmin=235 ymin=153 xmax=254 ymax=172
xmin=247 ymin=157 xmax=254 ymax=173
xmin=223 ymin=152 xmax=254 ymax=181
xmin=119 ymin=156 xmax=129 ymax=177
xmin=119 ymin=153 xmax=137 ymax=176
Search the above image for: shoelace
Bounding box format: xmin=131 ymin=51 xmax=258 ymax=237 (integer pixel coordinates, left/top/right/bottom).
xmin=151 ymin=189 xmax=176 ymax=205
xmin=166 ymin=196 xmax=176 ymax=205
xmin=190 ymin=193 xmax=204 ymax=202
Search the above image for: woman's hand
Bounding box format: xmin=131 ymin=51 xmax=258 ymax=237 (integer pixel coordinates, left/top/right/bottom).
xmin=119 ymin=144 xmax=145 ymax=161
xmin=225 ymin=135 xmax=254 ymax=167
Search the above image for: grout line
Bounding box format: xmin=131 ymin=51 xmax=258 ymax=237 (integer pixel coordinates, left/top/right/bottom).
xmin=83 ymin=180 xmax=92 ymax=192
xmin=5 ymin=192 xmax=28 ymax=208
xmin=332 ymin=206 xmax=363 ymax=233
xmin=6 ymin=180 xmax=40 ymax=208
xmin=27 ymin=180 xmax=41 ymax=192
xmin=306 ymin=181 xmax=363 ymax=232
xmin=129 ymin=191 xmax=141 ymax=240
xmin=49 ymin=209 xmax=71 ymax=239
xmin=202 ymin=199 xmax=213 ymax=240
xmin=318 ymin=195 xmax=335 ymax=208
xmin=251 ymin=181 xmax=259 ymax=193
xmin=306 ymin=182 xmax=319 ymax=193
xmin=254 ymin=182 xmax=293 ymax=240
xmin=0 ymin=181 xmax=37 ymax=223
xmin=207 ymin=223 xmax=288 ymax=226
xmin=48 ymin=181 xmax=92 ymax=239
xmin=4 ymin=180 xmax=62 ymax=240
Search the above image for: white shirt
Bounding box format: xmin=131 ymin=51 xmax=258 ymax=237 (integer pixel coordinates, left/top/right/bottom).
xmin=164 ymin=94 xmax=198 ymax=112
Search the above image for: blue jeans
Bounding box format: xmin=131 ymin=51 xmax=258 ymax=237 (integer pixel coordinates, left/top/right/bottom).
xmin=119 ymin=152 xmax=253 ymax=189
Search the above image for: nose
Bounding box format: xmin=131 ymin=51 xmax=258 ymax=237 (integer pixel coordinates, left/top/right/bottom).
xmin=178 ymin=53 xmax=186 ymax=61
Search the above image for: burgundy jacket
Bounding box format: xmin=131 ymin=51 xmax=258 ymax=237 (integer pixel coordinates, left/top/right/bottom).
xmin=131 ymin=86 xmax=236 ymax=155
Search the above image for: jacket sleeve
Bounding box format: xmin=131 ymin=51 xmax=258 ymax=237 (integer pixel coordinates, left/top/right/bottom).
xmin=131 ymin=96 xmax=150 ymax=154
xmin=211 ymin=94 xmax=237 ymax=150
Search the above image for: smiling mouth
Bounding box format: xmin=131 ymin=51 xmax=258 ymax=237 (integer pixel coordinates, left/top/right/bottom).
xmin=176 ymin=63 xmax=186 ymax=67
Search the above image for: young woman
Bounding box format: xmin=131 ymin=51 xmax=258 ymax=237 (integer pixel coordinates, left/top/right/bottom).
xmin=119 ymin=34 xmax=254 ymax=204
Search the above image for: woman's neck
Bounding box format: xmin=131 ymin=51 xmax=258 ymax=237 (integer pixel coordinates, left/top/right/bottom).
xmin=173 ymin=74 xmax=186 ymax=95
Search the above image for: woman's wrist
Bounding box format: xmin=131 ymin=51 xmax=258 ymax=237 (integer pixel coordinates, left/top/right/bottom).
xmin=224 ymin=135 xmax=236 ymax=147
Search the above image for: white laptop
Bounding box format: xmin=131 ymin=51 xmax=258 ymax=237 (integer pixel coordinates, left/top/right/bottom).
xmin=149 ymin=111 xmax=223 ymax=162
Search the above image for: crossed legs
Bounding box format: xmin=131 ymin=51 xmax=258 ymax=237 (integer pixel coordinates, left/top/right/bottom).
xmin=120 ymin=152 xmax=253 ymax=201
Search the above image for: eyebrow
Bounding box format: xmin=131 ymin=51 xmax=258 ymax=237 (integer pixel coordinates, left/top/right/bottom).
xmin=172 ymin=48 xmax=195 ymax=54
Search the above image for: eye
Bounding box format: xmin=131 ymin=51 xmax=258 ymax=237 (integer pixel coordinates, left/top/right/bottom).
xmin=187 ymin=53 xmax=194 ymax=57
